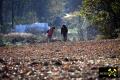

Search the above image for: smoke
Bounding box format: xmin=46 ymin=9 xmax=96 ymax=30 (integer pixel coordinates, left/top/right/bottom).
xmin=14 ymin=23 xmax=49 ymax=33
xmin=81 ymin=17 xmax=89 ymax=41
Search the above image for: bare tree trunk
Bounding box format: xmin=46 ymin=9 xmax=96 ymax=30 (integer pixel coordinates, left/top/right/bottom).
xmin=12 ymin=0 xmax=14 ymax=28
xmin=0 ymin=0 xmax=3 ymax=33
xmin=0 ymin=0 xmax=3 ymax=26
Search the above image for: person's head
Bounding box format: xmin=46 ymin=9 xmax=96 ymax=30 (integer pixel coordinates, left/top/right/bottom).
xmin=52 ymin=27 xmax=55 ymax=29
xmin=62 ymin=25 xmax=66 ymax=28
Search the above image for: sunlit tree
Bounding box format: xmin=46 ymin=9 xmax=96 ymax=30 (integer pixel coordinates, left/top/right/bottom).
xmin=80 ymin=0 xmax=120 ymax=38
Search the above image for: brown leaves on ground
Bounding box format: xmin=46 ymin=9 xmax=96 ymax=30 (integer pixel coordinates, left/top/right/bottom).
xmin=0 ymin=39 xmax=120 ymax=80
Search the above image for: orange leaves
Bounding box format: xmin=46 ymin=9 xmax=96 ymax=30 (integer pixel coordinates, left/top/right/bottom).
xmin=0 ymin=39 xmax=120 ymax=79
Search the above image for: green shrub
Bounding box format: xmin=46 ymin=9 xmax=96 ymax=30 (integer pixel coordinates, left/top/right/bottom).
xmin=95 ymin=34 xmax=108 ymax=40
xmin=3 ymin=33 xmax=37 ymax=44
xmin=0 ymin=34 xmax=5 ymax=46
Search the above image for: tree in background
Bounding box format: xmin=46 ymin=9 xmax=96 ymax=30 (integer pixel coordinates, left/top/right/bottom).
xmin=80 ymin=0 xmax=120 ymax=39
xmin=0 ymin=0 xmax=3 ymax=33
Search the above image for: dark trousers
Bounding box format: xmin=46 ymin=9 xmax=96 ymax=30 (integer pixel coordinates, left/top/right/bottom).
xmin=62 ymin=34 xmax=67 ymax=41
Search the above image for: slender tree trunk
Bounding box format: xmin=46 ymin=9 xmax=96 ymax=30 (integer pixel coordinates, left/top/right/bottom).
xmin=12 ymin=0 xmax=14 ymax=28
xmin=0 ymin=0 xmax=3 ymax=33
xmin=104 ymin=0 xmax=117 ymax=38
xmin=0 ymin=0 xmax=3 ymax=26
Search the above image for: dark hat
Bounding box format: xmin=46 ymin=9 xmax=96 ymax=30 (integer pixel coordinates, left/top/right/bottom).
xmin=52 ymin=27 xmax=55 ymax=29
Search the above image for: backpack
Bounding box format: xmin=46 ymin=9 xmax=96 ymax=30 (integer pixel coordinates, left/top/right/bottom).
xmin=47 ymin=30 xmax=49 ymax=33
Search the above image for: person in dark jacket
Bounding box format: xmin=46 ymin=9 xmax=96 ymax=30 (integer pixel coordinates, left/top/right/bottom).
xmin=61 ymin=25 xmax=68 ymax=41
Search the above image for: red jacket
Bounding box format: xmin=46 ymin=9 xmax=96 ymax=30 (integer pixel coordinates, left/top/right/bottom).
xmin=47 ymin=28 xmax=54 ymax=36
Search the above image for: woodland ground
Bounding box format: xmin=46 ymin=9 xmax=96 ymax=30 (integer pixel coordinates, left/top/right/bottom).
xmin=0 ymin=39 xmax=120 ymax=80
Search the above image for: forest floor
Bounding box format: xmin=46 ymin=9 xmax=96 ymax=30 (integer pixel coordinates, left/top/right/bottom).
xmin=0 ymin=39 xmax=120 ymax=80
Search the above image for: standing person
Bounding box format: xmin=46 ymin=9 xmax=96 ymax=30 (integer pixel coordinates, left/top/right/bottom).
xmin=47 ymin=27 xmax=55 ymax=42
xmin=61 ymin=25 xmax=68 ymax=41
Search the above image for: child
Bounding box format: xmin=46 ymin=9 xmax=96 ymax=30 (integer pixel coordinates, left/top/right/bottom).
xmin=47 ymin=27 xmax=55 ymax=42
